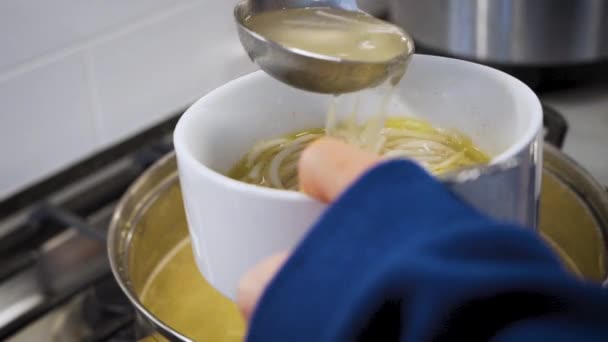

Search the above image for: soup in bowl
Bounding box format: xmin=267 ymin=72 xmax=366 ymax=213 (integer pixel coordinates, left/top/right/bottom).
xmin=173 ymin=54 xmax=543 ymax=299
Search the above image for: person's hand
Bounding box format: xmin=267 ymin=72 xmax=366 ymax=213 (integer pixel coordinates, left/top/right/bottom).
xmin=236 ymin=137 xmax=381 ymax=320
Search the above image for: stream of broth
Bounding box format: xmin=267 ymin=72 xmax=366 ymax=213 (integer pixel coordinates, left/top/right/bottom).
xmin=233 ymin=7 xmax=491 ymax=190
xmin=244 ymin=7 xmax=416 ymax=159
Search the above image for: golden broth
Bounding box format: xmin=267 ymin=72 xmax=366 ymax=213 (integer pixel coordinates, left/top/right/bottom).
xmin=229 ymin=117 xmax=490 ymax=190
xmin=133 ymin=157 xmax=604 ymax=341
xmin=138 ymin=224 xmax=583 ymax=342
xmin=244 ymin=7 xmax=410 ymax=63
xmin=140 ymin=238 xmax=245 ymax=341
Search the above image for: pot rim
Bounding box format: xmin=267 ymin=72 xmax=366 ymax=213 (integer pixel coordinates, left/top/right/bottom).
xmin=107 ymin=152 xmax=192 ymax=342
xmin=108 ymin=145 xmax=608 ymax=340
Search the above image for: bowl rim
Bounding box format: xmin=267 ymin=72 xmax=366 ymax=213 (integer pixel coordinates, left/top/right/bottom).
xmin=173 ymin=54 xmax=543 ymax=202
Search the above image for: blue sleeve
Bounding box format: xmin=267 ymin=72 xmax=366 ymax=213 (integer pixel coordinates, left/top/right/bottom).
xmin=247 ymin=160 xmax=608 ymax=342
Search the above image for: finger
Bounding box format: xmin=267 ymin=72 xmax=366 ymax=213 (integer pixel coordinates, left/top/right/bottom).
xmin=299 ymin=137 xmax=381 ymax=203
xmin=237 ymin=251 xmax=290 ymax=320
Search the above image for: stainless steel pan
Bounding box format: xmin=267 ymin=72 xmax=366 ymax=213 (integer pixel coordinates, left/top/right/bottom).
xmin=389 ymin=0 xmax=608 ymax=65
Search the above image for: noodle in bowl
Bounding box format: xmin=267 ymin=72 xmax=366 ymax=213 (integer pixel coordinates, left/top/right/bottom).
xmin=228 ymin=116 xmax=492 ymax=191
xmin=174 ymin=54 xmax=543 ymax=299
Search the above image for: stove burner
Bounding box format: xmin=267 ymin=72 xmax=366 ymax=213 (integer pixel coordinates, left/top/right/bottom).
xmin=82 ymin=278 xmax=134 ymax=341
xmin=52 ymin=279 xmax=135 ymax=342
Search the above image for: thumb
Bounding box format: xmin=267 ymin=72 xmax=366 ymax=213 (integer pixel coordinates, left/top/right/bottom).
xmin=236 ymin=252 xmax=290 ymax=320
xmin=299 ymin=137 xmax=381 ymax=203
xmin=236 ymin=139 xmax=380 ymax=319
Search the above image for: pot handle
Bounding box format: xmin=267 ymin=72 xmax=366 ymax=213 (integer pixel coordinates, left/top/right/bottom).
xmin=543 ymin=104 xmax=568 ymax=149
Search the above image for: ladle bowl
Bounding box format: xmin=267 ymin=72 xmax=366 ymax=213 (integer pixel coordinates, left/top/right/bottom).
xmin=233 ymin=0 xmax=414 ymax=94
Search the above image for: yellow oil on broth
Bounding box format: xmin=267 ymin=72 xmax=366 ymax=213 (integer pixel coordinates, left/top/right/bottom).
xmin=244 ymin=7 xmax=410 ymax=62
xmin=229 ymin=117 xmax=491 ymax=190
xmin=136 ymin=207 xmax=588 ymax=342
xmin=140 ymin=238 xmax=245 ymax=341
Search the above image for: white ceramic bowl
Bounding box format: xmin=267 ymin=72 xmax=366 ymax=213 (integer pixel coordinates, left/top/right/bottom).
xmin=174 ymin=54 xmax=543 ymax=299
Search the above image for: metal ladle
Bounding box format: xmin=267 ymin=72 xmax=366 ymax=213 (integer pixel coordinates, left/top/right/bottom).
xmin=234 ymin=0 xmax=415 ymax=94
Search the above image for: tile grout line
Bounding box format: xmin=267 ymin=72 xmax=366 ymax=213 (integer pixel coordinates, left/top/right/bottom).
xmin=0 ymin=0 xmax=201 ymax=84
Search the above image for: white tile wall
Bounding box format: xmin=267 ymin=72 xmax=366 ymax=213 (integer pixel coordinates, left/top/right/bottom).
xmin=0 ymin=54 xmax=97 ymax=197
xmin=90 ymin=1 xmax=255 ymax=144
xmin=0 ymin=0 xmax=256 ymax=200
xmin=0 ymin=0 xmax=192 ymax=71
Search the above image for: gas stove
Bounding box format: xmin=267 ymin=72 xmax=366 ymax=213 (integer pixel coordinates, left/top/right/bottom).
xmin=0 ymin=81 xmax=605 ymax=341
xmin=0 ymin=114 xmax=178 ymax=341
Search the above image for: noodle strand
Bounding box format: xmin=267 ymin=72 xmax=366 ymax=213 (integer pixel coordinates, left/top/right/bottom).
xmin=228 ymin=118 xmax=490 ymax=190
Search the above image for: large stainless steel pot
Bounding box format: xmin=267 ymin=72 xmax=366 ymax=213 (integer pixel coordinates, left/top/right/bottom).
xmin=108 ymin=145 xmax=608 ymax=341
xmin=389 ymin=0 xmax=608 ymax=65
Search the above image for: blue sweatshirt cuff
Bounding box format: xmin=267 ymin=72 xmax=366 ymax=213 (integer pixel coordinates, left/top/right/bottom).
xmin=247 ymin=160 xmax=608 ymax=342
